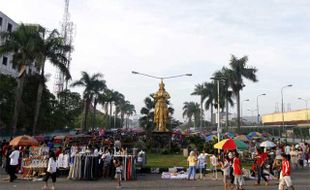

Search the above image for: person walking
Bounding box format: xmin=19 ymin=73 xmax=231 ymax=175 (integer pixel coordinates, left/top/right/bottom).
xmin=187 ymin=151 xmax=197 ymax=180
xmin=232 ymin=153 xmax=244 ymax=190
xmin=255 ymin=149 xmax=269 ymax=186
xmin=8 ymin=146 xmax=19 ymax=182
xmin=43 ymin=151 xmax=57 ymax=190
xmin=197 ymin=150 xmax=207 ymax=179
xmin=279 ymin=154 xmax=295 ymax=190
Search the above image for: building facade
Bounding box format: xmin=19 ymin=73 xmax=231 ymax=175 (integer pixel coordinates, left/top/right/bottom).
xmin=262 ymin=109 xmax=310 ymax=125
xmin=0 ymin=11 xmax=38 ymax=77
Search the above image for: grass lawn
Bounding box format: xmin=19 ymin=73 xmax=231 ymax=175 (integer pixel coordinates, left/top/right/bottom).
xmin=146 ymin=153 xmax=187 ymax=168
xmin=146 ymin=153 xmax=253 ymax=169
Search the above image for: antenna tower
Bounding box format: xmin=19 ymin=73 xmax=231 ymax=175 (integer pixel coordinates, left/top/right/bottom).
xmin=54 ymin=0 xmax=74 ymax=94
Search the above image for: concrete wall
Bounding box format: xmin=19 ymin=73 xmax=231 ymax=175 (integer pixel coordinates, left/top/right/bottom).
xmin=262 ymin=109 xmax=310 ymax=125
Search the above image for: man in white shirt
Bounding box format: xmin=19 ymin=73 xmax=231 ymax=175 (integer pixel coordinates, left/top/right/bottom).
xmin=9 ymin=146 xmax=20 ymax=182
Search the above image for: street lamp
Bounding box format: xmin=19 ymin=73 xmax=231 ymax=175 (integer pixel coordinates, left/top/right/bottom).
xmin=247 ymin=108 xmax=257 ymax=124
xmin=298 ymin=98 xmax=309 ymax=124
xmin=241 ymin=99 xmax=250 ymax=126
xmin=210 ymin=77 xmax=226 ymax=144
xmin=281 ymin=84 xmax=293 ymax=138
xmin=256 ymin=93 xmax=266 ymax=124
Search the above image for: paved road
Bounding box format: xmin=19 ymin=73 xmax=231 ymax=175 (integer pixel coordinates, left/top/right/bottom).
xmin=1 ymin=168 xmax=309 ymax=190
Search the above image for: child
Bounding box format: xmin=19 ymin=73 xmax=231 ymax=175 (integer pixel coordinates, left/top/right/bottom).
xmin=113 ymin=157 xmax=122 ymax=189
xmin=279 ymin=154 xmax=295 ymax=190
xmin=43 ymin=151 xmax=57 ymax=190
xmin=210 ymin=153 xmax=218 ymax=179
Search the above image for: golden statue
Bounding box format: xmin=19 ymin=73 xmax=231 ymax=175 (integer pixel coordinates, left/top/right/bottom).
xmin=153 ymin=80 xmax=170 ymax=132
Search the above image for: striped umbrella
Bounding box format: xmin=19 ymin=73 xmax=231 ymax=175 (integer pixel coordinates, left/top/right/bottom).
xmin=214 ymin=138 xmax=248 ymax=150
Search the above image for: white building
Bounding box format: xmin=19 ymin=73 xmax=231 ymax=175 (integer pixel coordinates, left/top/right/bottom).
xmin=0 ymin=11 xmax=38 ymax=77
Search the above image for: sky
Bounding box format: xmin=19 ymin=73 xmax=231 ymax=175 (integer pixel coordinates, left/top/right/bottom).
xmin=1 ymin=0 xmax=310 ymax=121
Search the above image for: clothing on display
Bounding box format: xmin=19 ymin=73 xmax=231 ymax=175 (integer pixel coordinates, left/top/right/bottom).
xmin=68 ymin=154 xmax=101 ymax=180
xmin=57 ymin=153 xmax=70 ymax=169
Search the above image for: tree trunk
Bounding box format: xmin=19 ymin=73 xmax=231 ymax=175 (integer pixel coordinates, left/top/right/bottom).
xmin=109 ymin=102 xmax=113 ymax=128
xmin=225 ymin=98 xmax=229 ymax=132
xmin=83 ymin=99 xmax=91 ymax=132
xmin=32 ymin=62 xmax=45 ymax=135
xmin=210 ymin=103 xmax=214 ymax=127
xmin=11 ymin=71 xmax=26 ymax=136
xmin=236 ymin=91 xmax=241 ymax=132
xmin=200 ymin=97 xmax=203 ymax=128
xmin=92 ymin=98 xmax=97 ymax=130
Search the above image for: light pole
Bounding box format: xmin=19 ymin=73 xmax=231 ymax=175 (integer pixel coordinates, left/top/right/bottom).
xmin=281 ymin=84 xmax=293 ymax=138
xmin=210 ymin=77 xmax=226 ymax=143
xmin=298 ymin=98 xmax=309 ymax=124
xmin=241 ymin=99 xmax=250 ymax=126
xmin=256 ymin=93 xmax=266 ymax=124
xmin=247 ymin=108 xmax=256 ymax=125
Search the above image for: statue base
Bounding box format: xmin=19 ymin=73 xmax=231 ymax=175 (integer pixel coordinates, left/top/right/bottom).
xmin=151 ymin=131 xmax=171 ymax=153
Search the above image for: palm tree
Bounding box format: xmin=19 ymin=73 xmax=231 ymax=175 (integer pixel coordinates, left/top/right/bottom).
xmin=139 ymin=97 xmax=155 ymax=134
xmin=204 ymin=82 xmax=216 ymax=126
xmin=182 ymin=101 xmax=200 ymax=129
xmin=118 ymin=101 xmax=135 ymax=128
xmin=71 ymin=71 xmax=106 ymax=132
xmin=223 ymin=55 xmax=258 ymax=131
xmin=112 ymin=91 xmax=124 ymax=128
xmin=0 ymin=24 xmax=43 ymax=135
xmin=212 ymin=70 xmax=234 ymax=131
xmin=32 ymin=29 xmax=72 ymax=135
xmin=191 ymin=83 xmax=207 ymax=128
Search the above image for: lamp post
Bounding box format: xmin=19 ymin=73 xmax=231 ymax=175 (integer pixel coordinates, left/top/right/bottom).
xmin=256 ymin=93 xmax=266 ymax=124
xmin=210 ymin=77 xmax=226 ymax=144
xmin=298 ymin=98 xmax=309 ymax=124
xmin=247 ymin=108 xmax=256 ymax=125
xmin=281 ymin=84 xmax=293 ymax=138
xmin=241 ymin=99 xmax=250 ymax=126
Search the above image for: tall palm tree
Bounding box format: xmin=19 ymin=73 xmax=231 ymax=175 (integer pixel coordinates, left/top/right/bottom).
xmin=32 ymin=29 xmax=72 ymax=135
xmin=183 ymin=101 xmax=200 ymax=129
xmin=139 ymin=96 xmax=155 ymax=134
xmin=223 ymin=55 xmax=258 ymax=131
xmin=71 ymin=71 xmax=105 ymax=132
xmin=212 ymin=70 xmax=234 ymax=131
xmin=112 ymin=91 xmax=124 ymax=128
xmin=125 ymin=103 xmax=135 ymax=128
xmin=191 ymin=83 xmax=207 ymax=128
xmin=204 ymin=82 xmax=216 ymax=126
xmin=0 ymin=24 xmax=43 ymax=135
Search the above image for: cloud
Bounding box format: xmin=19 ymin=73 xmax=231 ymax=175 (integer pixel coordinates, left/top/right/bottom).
xmin=1 ymin=0 xmax=310 ymax=120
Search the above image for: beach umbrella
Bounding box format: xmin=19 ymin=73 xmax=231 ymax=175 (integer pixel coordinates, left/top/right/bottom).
xmin=260 ymin=140 xmax=276 ymax=148
xmin=214 ymin=138 xmax=248 ymax=150
xmin=205 ymin=135 xmax=217 ymax=142
xmin=224 ymin=132 xmax=236 ymax=138
xmin=10 ymin=135 xmax=39 ymax=146
xmin=234 ymin=135 xmax=249 ymax=142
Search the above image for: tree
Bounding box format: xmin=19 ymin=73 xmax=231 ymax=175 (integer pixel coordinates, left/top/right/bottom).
xmin=182 ymin=101 xmax=200 ymax=129
xmin=212 ymin=70 xmax=234 ymax=131
xmin=191 ymin=83 xmax=207 ymax=128
xmin=223 ymin=55 xmax=258 ymax=131
xmin=139 ymin=97 xmax=155 ymax=134
xmin=0 ymin=24 xmax=43 ymax=135
xmin=204 ymin=82 xmax=216 ymax=126
xmin=71 ymin=72 xmax=106 ymax=132
xmin=32 ymin=29 xmax=72 ymax=135
xmin=111 ymin=91 xmax=124 ymax=128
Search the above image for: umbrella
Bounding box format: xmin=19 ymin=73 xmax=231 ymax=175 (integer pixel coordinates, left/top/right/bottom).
xmin=260 ymin=140 xmax=276 ymax=148
xmin=262 ymin=132 xmax=272 ymax=138
xmin=234 ymin=135 xmax=249 ymax=142
xmin=247 ymin=132 xmax=262 ymax=139
xmin=224 ymin=132 xmax=236 ymax=138
xmin=205 ymin=135 xmax=217 ymax=142
xmin=10 ymin=135 xmax=39 ymax=146
xmin=214 ymin=139 xmax=249 ymax=150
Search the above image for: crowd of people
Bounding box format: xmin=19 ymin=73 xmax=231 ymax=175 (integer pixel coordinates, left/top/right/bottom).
xmin=186 ymin=140 xmax=310 ymax=190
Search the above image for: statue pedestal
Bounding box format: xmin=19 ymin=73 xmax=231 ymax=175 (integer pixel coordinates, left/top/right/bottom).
xmin=151 ymin=132 xmax=171 ymax=153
